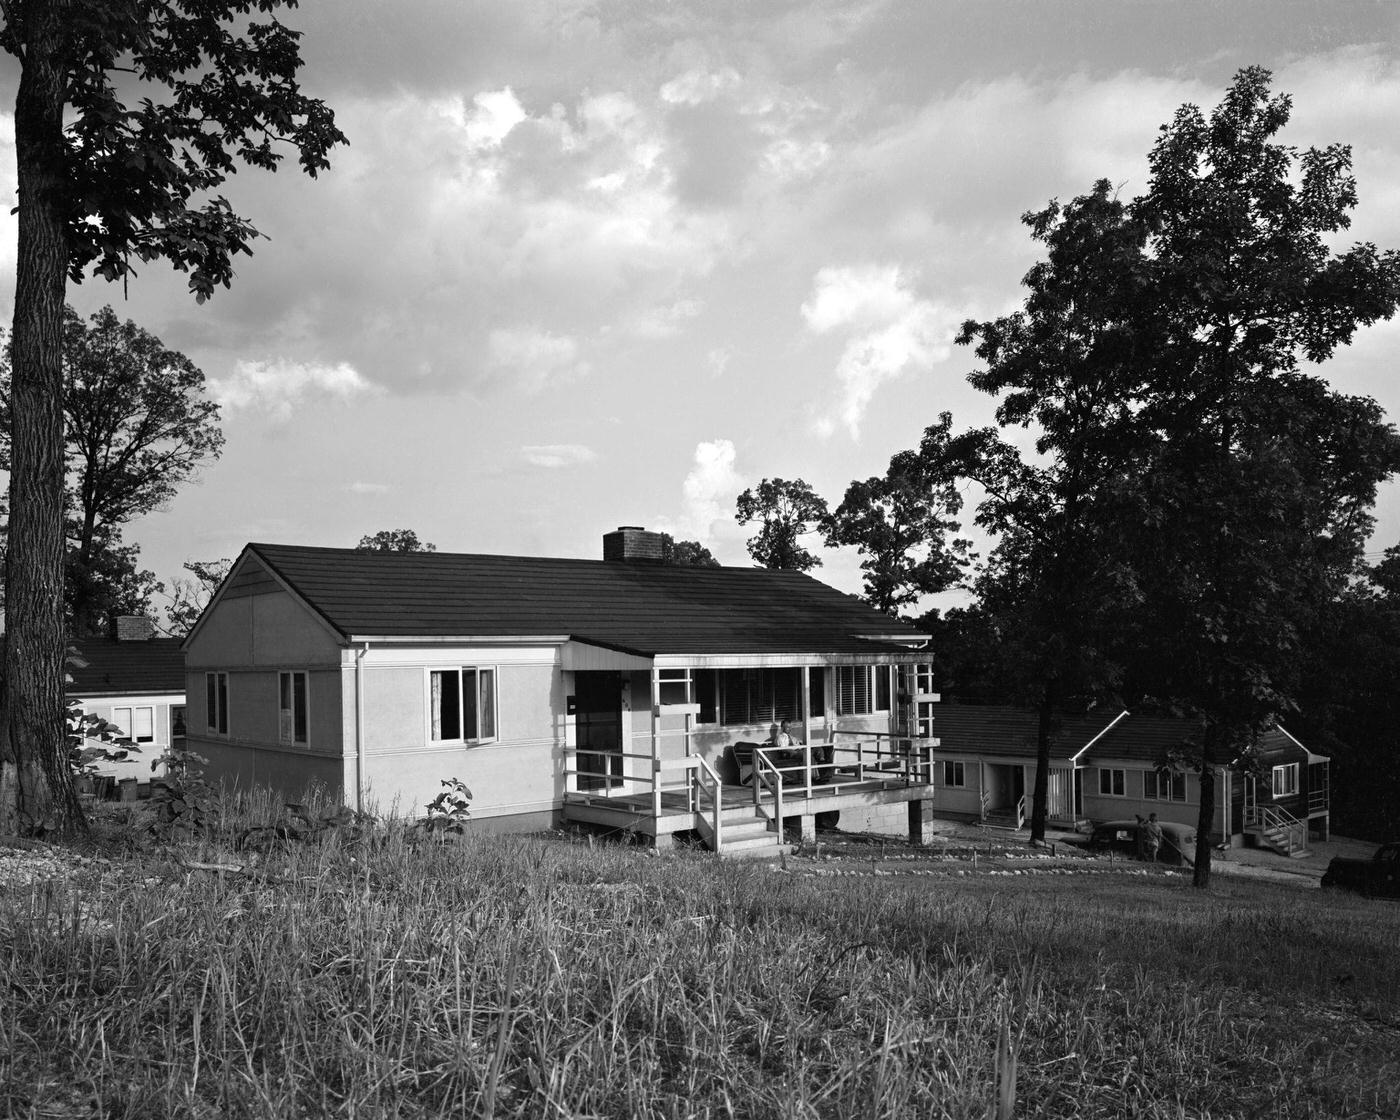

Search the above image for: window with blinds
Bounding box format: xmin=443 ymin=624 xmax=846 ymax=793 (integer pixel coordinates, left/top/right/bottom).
xmin=717 ymin=668 xmax=801 ymax=726
xmin=834 ymin=666 xmax=873 ymax=715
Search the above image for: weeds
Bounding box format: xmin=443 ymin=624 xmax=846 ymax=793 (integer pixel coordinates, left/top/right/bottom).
xmin=1 ymin=806 xmax=1398 ymax=1119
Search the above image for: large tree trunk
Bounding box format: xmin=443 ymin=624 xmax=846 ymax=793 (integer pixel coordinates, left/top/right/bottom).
xmin=1029 ymin=680 xmax=1055 ymax=844
xmin=0 ymin=1 xmax=83 ymax=838
xmin=1192 ymin=722 xmax=1220 ymax=888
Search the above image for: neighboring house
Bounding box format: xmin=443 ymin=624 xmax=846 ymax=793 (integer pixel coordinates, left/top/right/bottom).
xmin=68 ymin=616 xmax=186 ymax=789
xmin=183 ymin=528 xmax=943 ymax=853
xmin=929 ymin=705 xmax=1330 ymax=852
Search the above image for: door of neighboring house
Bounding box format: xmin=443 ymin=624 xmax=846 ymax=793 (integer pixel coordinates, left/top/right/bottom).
xmin=575 ymin=671 xmax=624 ymax=792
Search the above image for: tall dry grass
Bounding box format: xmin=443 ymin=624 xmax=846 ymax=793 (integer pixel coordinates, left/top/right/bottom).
xmin=2 ymin=808 xmax=1397 ymax=1119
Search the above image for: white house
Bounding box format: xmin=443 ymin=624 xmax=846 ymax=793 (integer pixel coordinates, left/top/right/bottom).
xmin=183 ymin=529 xmax=944 ymax=852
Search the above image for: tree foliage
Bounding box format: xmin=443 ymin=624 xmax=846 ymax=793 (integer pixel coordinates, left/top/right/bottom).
xmin=660 ymin=535 xmax=721 ymax=568
xmin=735 ymin=478 xmax=828 ymax=572
xmin=0 ymin=0 xmax=344 ymax=837
xmin=162 ymin=557 xmax=232 ymax=637
xmin=1119 ymin=67 xmax=1400 ymax=884
xmin=1 ymin=305 xmax=223 ymax=635
xmin=825 ymin=415 xmax=972 ymax=615
xmin=356 ymin=529 xmax=436 ymax=553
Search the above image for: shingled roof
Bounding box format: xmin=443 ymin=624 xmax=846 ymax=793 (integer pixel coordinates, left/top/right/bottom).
xmin=230 ymin=543 xmax=930 ymax=658
xmin=931 ymin=704 xmax=1314 ymax=766
xmin=67 ymin=637 xmax=185 ymax=697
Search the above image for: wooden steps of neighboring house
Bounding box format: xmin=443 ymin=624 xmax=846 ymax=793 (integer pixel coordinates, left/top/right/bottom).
xmin=1256 ymin=823 xmax=1309 ymax=857
xmin=982 ymin=810 xmax=1023 ymax=832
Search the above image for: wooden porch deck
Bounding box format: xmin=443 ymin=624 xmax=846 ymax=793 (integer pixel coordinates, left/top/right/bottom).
xmin=563 ymin=771 xmax=936 ymax=838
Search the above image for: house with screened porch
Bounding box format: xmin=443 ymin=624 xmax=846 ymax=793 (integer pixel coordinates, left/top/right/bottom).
xmin=927 ymin=705 xmax=1330 ymax=854
xmin=182 ymin=528 xmax=943 ymax=855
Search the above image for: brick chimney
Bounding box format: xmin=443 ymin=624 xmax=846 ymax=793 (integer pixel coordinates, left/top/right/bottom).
xmin=115 ymin=615 xmax=157 ymax=641
xmin=603 ymin=526 xmax=666 ymax=563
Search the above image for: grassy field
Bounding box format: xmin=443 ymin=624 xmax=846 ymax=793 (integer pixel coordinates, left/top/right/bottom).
xmin=1 ymin=810 xmax=1397 ymax=1119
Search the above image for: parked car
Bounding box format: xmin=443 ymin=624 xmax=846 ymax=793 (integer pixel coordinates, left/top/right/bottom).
xmin=1321 ymin=843 xmax=1400 ymax=898
xmin=1087 ymin=818 xmax=1196 ymax=865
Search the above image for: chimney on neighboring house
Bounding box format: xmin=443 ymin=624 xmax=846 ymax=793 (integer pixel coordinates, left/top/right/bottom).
xmin=115 ymin=615 xmax=157 ymax=642
xmin=603 ymin=526 xmax=666 ymax=563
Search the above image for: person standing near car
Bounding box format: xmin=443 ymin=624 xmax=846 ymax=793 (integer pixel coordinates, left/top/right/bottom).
xmin=1143 ymin=812 xmax=1164 ymax=862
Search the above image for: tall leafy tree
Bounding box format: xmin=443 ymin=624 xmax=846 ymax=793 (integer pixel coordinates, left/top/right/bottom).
xmin=949 ymin=180 xmax=1157 ymax=843
xmin=825 ymin=415 xmax=972 ymax=615
xmin=1122 ymin=68 xmax=1400 ymax=885
xmin=356 ymin=529 xmax=436 ymax=553
xmin=1 ymin=305 xmax=224 ymax=634
xmin=735 ymin=478 xmax=828 ymax=572
xmin=0 ymin=1 xmax=344 ymax=836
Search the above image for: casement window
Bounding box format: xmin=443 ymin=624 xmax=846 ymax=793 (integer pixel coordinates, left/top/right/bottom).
xmin=1098 ymin=767 xmax=1126 ymax=797
xmin=716 ymin=668 xmax=801 ymax=727
xmin=1272 ymin=763 xmax=1299 ymax=797
xmin=1144 ymin=769 xmax=1187 ymax=802
xmin=112 ymin=706 xmax=155 ymax=744
xmin=430 ymin=668 xmax=497 ymax=743
xmin=942 ymin=760 xmax=965 ymax=788
xmin=205 ymin=672 xmax=228 ymax=735
xmin=279 ymin=671 xmax=308 ymax=745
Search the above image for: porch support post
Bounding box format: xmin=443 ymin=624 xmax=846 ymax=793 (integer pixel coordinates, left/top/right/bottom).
xmin=908 ymin=797 xmax=935 ymax=845
xmin=798 ymin=813 xmax=816 ymax=843
xmin=649 ymin=667 xmax=662 ymax=820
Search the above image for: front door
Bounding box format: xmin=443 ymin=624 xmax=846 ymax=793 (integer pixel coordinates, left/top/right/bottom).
xmin=575 ymin=672 xmax=624 ymax=791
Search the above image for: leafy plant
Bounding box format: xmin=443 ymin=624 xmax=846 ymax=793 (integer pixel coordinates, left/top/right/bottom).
xmin=146 ymin=749 xmax=218 ymax=841
xmin=65 ymin=699 xmax=135 ymax=782
xmin=420 ymin=777 xmax=474 ymax=835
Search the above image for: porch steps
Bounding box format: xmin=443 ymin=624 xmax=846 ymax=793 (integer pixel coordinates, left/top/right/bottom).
xmin=706 ymin=804 xmax=789 ymax=858
xmin=1256 ymin=822 xmax=1310 ymax=857
xmin=982 ymin=810 xmax=1023 ymax=832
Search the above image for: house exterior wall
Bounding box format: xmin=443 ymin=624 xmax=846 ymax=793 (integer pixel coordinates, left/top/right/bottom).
xmin=358 ymin=648 xmax=561 ymax=824
xmin=1079 ymin=762 xmax=1226 ymax=840
xmin=72 ymin=691 xmax=185 ymax=783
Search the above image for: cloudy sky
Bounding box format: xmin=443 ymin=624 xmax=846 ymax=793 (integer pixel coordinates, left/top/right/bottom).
xmin=4 ymin=0 xmax=1400 ymax=606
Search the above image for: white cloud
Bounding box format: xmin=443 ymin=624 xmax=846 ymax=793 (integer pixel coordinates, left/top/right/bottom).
xmin=657 ymin=439 xmax=748 ymax=553
xmin=460 ymin=87 xmax=528 ymax=150
xmin=801 ymin=264 xmax=955 ymax=439
xmin=660 ymin=66 xmax=743 ymax=106
xmin=520 ymin=444 xmax=597 ymax=468
xmin=488 ymin=327 xmax=590 ymax=393
xmin=210 ymin=359 xmax=380 ymax=423
xmin=706 ymin=347 xmax=731 ymax=378
xmin=622 ymin=297 xmax=704 ymax=339
xmin=347 ymin=481 xmax=390 ymax=495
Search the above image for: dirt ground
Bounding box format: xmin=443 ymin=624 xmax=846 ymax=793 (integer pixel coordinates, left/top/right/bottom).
xmin=787 ymin=818 xmax=1383 ymax=888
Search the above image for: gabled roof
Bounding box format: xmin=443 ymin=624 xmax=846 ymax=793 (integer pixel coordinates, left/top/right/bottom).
xmin=67 ymin=637 xmax=184 ymax=697
xmin=228 ymin=543 xmax=930 ymax=658
xmin=931 ymin=704 xmax=1316 ymax=766
xmin=931 ymin=705 xmax=1122 ymax=762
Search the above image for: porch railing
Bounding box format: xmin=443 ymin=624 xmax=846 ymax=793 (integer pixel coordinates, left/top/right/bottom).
xmin=682 ymin=755 xmax=724 ymax=852
xmin=826 ymin=729 xmax=936 ymax=786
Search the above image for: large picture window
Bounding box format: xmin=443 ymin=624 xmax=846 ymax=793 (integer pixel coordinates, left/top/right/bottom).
xmin=431 ymin=668 xmax=497 ymax=743
xmin=279 ymin=671 xmax=308 ymax=745
xmin=205 ymin=672 xmax=228 ymax=735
